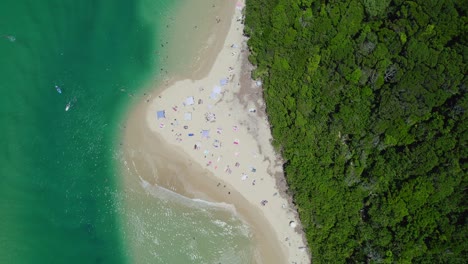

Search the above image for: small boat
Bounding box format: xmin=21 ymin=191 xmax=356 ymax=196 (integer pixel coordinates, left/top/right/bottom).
xmin=55 ymin=85 xmax=62 ymax=94
xmin=65 ymin=102 xmax=71 ymax=111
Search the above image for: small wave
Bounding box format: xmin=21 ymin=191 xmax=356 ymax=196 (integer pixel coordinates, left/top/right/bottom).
xmin=120 ymin=155 xmax=239 ymax=214
xmin=138 ymin=176 xmax=238 ymax=214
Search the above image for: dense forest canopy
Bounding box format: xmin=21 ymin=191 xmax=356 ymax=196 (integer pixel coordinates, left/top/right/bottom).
xmin=244 ymin=0 xmax=467 ymax=262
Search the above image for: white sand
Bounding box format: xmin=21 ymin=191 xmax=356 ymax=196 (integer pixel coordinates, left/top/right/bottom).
xmin=144 ymin=1 xmax=311 ymax=263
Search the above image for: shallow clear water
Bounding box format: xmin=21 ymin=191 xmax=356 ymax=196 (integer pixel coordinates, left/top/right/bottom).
xmin=118 ymin=179 xmax=254 ymax=263
xmin=0 ymin=0 xmax=253 ymax=263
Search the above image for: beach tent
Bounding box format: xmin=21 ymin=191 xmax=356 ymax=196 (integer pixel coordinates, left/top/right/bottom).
xmin=157 ymin=110 xmax=165 ymax=119
xmin=186 ymin=96 xmax=194 ymax=105
xmin=220 ymin=78 xmax=228 ymax=86
xmin=201 ymin=130 xmax=210 ymax=138
xmin=184 ymin=112 xmax=192 ymax=121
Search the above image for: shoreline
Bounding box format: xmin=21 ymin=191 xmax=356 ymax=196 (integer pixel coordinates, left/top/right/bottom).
xmin=122 ymin=1 xmax=310 ymax=263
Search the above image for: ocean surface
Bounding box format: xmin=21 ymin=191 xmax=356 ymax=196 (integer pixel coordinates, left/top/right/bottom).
xmin=0 ymin=0 xmax=253 ymax=263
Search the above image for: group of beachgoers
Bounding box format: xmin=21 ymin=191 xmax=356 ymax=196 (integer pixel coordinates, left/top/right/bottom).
xmin=154 ymin=43 xmax=274 ymax=205
xmin=149 ymin=2 xmax=310 ymax=262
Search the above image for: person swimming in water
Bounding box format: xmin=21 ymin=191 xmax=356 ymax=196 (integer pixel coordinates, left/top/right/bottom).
xmin=55 ymin=85 xmax=62 ymax=94
xmin=3 ymin=35 xmax=16 ymax=42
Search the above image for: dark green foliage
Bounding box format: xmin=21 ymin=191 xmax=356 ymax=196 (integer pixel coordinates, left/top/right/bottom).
xmin=244 ymin=0 xmax=467 ymax=262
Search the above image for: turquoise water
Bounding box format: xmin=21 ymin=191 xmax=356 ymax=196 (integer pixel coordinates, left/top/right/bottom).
xmin=0 ymin=0 xmax=167 ymax=262
xmin=0 ymin=0 xmax=253 ymax=263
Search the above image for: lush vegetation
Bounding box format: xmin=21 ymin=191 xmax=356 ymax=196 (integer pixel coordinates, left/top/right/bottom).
xmin=244 ymin=0 xmax=467 ymax=262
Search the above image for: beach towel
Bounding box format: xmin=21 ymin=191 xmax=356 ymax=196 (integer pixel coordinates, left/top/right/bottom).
xmin=202 ymin=130 xmax=210 ymax=138
xmin=210 ymin=86 xmax=222 ymax=100
xmin=157 ymin=110 xmax=165 ymax=119
xmin=186 ymin=96 xmax=194 ymax=105
xmin=236 ymin=1 xmax=245 ymax=10
xmin=220 ymin=78 xmax=228 ymax=86
xmin=213 ymin=86 xmax=221 ymax=94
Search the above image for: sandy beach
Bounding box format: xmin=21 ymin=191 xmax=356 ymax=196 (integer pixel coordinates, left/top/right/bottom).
xmin=122 ymin=1 xmax=311 ymax=263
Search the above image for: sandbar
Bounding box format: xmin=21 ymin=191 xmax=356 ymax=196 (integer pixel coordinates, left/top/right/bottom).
xmin=123 ymin=1 xmax=311 ymax=263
